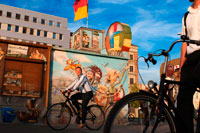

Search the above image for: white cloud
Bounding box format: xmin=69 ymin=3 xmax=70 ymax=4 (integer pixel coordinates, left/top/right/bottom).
xmin=131 ymin=8 xmax=181 ymax=51
xmin=89 ymin=8 xmax=106 ymax=15
xmin=99 ymin=0 xmax=134 ymax=4
xmin=71 ymin=54 xmax=91 ymax=63
xmin=53 ymin=51 xmax=68 ymax=66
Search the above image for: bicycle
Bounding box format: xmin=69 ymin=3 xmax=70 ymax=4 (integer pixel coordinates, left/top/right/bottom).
xmin=103 ymin=35 xmax=200 ymax=133
xmin=46 ymin=90 xmax=105 ymax=130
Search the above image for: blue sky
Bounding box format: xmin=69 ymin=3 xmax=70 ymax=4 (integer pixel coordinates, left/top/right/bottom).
xmin=0 ymin=0 xmax=191 ymax=83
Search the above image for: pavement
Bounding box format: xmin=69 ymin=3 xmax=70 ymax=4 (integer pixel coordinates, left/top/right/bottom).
xmin=0 ymin=115 xmax=103 ymax=133
xmin=0 ymin=123 xmax=103 ymax=133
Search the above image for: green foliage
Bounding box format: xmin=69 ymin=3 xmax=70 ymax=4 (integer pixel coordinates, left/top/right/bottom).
xmin=129 ymin=83 xmax=140 ymax=108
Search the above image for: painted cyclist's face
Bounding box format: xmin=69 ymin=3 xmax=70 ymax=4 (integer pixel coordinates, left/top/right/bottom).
xmin=75 ymin=68 xmax=82 ymax=77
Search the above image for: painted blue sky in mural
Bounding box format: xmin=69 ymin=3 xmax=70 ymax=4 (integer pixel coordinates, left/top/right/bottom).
xmin=0 ymin=0 xmax=191 ymax=83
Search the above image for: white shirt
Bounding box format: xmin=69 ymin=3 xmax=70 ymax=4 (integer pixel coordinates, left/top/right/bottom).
xmin=182 ymin=5 xmax=200 ymax=54
xmin=65 ymin=74 xmax=92 ymax=93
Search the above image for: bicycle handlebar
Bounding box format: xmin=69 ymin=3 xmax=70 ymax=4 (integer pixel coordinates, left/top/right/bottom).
xmin=145 ymin=35 xmax=200 ymax=65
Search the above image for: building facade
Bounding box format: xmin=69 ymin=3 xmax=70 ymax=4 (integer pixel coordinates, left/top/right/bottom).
xmin=0 ymin=4 xmax=70 ymax=48
xmin=128 ymin=45 xmax=138 ymax=88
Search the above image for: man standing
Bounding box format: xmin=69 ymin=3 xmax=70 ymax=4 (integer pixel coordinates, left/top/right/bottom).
xmin=177 ymin=0 xmax=200 ymax=132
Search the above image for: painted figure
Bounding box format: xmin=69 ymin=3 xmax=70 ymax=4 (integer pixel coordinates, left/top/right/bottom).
xmin=64 ymin=59 xmax=82 ymax=74
xmin=0 ymin=47 xmax=5 ymax=60
xmin=82 ymin=32 xmax=90 ymax=48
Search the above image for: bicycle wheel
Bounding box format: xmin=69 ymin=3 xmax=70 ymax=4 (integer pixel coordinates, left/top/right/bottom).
xmin=103 ymin=92 xmax=176 ymax=133
xmin=46 ymin=103 xmax=71 ymax=130
xmin=85 ymin=104 xmax=105 ymax=130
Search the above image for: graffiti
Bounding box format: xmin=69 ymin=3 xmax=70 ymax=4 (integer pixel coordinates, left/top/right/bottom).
xmin=29 ymin=50 xmax=46 ymax=61
xmin=0 ymin=47 xmax=5 ymax=60
xmin=64 ymin=59 xmax=82 ymax=75
xmin=82 ymin=31 xmax=90 ymax=48
xmin=52 ymin=50 xmax=128 ymax=112
xmin=105 ymin=22 xmax=132 ymax=55
xmin=15 ymin=98 xmax=41 ymax=123
xmin=73 ymin=32 xmax=81 ymax=49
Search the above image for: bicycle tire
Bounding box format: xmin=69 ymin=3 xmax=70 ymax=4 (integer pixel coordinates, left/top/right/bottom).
xmin=85 ymin=104 xmax=105 ymax=130
xmin=46 ymin=103 xmax=71 ymax=130
xmin=103 ymin=92 xmax=176 ymax=133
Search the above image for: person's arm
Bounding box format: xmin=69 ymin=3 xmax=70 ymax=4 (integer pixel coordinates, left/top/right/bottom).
xmin=180 ymin=42 xmax=187 ymax=73
xmin=179 ymin=17 xmax=187 ymax=74
xmin=71 ymin=75 xmax=85 ymax=91
xmin=65 ymin=79 xmax=76 ymax=91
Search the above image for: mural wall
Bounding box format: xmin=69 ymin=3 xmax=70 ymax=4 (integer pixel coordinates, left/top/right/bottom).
xmin=50 ymin=49 xmax=128 ymax=110
xmin=71 ymin=27 xmax=105 ymax=54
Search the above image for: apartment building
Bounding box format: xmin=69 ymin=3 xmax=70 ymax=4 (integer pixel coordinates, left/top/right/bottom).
xmin=128 ymin=45 xmax=138 ymax=87
xmin=0 ymin=4 xmax=70 ymax=48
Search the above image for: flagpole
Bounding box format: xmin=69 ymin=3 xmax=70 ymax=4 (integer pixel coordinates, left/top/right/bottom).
xmin=87 ymin=17 xmax=88 ymax=28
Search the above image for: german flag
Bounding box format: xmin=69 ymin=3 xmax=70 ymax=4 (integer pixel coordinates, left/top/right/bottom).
xmin=73 ymin=0 xmax=88 ymax=22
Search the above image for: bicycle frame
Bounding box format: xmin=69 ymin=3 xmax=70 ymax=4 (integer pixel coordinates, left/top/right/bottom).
xmin=144 ymin=37 xmax=200 ymax=132
xmin=63 ymin=92 xmax=80 ymax=117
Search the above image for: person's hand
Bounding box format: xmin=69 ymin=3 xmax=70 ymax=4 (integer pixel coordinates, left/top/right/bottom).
xmin=67 ymin=89 xmax=71 ymax=93
xmin=178 ymin=69 xmax=181 ymax=77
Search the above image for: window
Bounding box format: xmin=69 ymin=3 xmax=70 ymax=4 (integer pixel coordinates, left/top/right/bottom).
xmin=53 ymin=32 xmax=56 ymax=39
xmin=57 ymin=22 xmax=61 ymax=28
xmin=41 ymin=19 xmax=45 ymax=24
xmin=130 ymin=54 xmax=133 ymax=60
xmin=22 ymin=27 xmax=27 ymax=34
xmin=24 ymin=15 xmax=29 ymax=21
xmin=44 ymin=31 xmax=47 ymax=37
xmin=16 ymin=14 xmax=20 ymax=19
xmin=37 ymin=30 xmax=40 ymax=36
xmin=7 ymin=24 xmax=11 ymax=31
xmin=49 ymin=20 xmax=53 ymax=26
xmin=0 ymin=10 xmax=2 ymax=16
xmin=130 ymin=78 xmax=134 ymax=84
xmin=30 ymin=28 xmax=34 ymax=35
xmin=59 ymin=34 xmax=63 ymax=40
xmin=130 ymin=66 xmax=134 ymax=72
xmin=7 ymin=12 xmax=12 ymax=18
xmin=15 ymin=26 xmax=19 ymax=32
xmin=33 ymin=17 xmax=37 ymax=23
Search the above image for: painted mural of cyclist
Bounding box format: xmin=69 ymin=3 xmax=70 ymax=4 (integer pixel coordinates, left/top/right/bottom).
xmin=176 ymin=0 xmax=200 ymax=132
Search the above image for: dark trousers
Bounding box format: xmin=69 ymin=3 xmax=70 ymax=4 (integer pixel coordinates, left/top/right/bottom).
xmin=176 ymin=50 xmax=200 ymax=133
xmin=71 ymin=91 xmax=93 ymax=124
